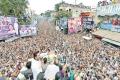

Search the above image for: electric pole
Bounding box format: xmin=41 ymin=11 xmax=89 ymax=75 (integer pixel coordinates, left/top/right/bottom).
xmin=75 ymin=0 xmax=77 ymax=5
xmin=62 ymin=0 xmax=63 ymax=3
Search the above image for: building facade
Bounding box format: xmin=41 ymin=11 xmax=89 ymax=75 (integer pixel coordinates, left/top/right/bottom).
xmin=58 ymin=2 xmax=91 ymax=18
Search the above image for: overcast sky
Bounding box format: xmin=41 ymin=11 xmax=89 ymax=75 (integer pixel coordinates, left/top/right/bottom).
xmin=28 ymin=0 xmax=109 ymax=14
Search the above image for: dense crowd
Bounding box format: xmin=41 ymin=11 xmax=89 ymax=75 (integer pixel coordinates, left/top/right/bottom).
xmin=0 ymin=20 xmax=120 ymax=80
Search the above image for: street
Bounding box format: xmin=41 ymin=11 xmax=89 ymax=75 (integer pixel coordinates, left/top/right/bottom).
xmin=0 ymin=19 xmax=120 ymax=79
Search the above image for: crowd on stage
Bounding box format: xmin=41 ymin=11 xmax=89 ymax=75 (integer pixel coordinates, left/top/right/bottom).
xmin=0 ymin=21 xmax=120 ymax=80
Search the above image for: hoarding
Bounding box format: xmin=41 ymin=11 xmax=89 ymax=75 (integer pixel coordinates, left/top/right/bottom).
xmin=19 ymin=25 xmax=37 ymax=37
xmin=68 ymin=17 xmax=82 ymax=34
xmin=100 ymin=23 xmax=120 ymax=32
xmin=0 ymin=16 xmax=18 ymax=40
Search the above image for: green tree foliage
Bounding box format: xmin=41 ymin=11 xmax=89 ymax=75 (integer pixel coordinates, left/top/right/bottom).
xmin=54 ymin=2 xmax=72 ymax=20
xmin=45 ymin=11 xmax=51 ymax=17
xmin=55 ymin=1 xmax=65 ymax=11
xmin=55 ymin=10 xmax=72 ymax=20
xmin=55 ymin=3 xmax=60 ymax=11
xmin=0 ymin=0 xmax=29 ymax=24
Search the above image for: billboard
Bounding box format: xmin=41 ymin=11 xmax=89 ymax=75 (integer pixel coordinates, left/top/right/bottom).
xmin=19 ymin=25 xmax=37 ymax=37
xmin=100 ymin=23 xmax=120 ymax=32
xmin=0 ymin=16 xmax=38 ymax=40
xmin=68 ymin=17 xmax=82 ymax=34
xmin=0 ymin=16 xmax=18 ymax=40
xmin=59 ymin=18 xmax=68 ymax=29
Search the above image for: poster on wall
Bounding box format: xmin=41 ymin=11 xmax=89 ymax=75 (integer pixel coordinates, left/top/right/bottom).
xmin=68 ymin=17 xmax=82 ymax=34
xmin=0 ymin=16 xmax=18 ymax=40
xmin=59 ymin=18 xmax=68 ymax=30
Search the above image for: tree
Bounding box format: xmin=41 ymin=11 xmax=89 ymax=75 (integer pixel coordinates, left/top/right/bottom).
xmin=40 ymin=13 xmax=44 ymax=16
xmin=45 ymin=11 xmax=51 ymax=17
xmin=0 ymin=0 xmax=28 ymax=16
xmin=54 ymin=2 xmax=72 ymax=20
xmin=55 ymin=3 xmax=60 ymax=11
xmin=55 ymin=10 xmax=72 ymax=20
xmin=55 ymin=1 xmax=65 ymax=11
xmin=0 ymin=0 xmax=29 ymax=24
xmin=0 ymin=0 xmax=11 ymax=16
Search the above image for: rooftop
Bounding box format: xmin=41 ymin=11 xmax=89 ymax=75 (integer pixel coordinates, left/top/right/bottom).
xmin=59 ymin=2 xmax=91 ymax=9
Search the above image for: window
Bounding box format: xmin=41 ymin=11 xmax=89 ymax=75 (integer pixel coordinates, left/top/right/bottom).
xmin=59 ymin=9 xmax=62 ymax=11
xmin=69 ymin=9 xmax=71 ymax=12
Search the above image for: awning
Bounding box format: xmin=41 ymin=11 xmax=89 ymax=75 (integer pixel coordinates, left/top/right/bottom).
xmin=102 ymin=38 xmax=120 ymax=46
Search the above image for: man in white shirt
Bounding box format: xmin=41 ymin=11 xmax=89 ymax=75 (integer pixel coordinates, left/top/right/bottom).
xmin=39 ymin=49 xmax=51 ymax=59
xmin=44 ymin=61 xmax=59 ymax=80
xmin=28 ymin=51 xmax=43 ymax=80
xmin=39 ymin=52 xmax=48 ymax=59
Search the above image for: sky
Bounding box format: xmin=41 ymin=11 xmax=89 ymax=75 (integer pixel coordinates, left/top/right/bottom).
xmin=28 ymin=0 xmax=108 ymax=14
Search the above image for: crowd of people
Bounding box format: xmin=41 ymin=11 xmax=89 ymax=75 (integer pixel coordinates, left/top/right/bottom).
xmin=0 ymin=20 xmax=120 ymax=80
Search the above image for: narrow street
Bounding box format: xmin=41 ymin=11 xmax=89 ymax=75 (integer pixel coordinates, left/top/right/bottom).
xmin=0 ymin=0 xmax=120 ymax=79
xmin=0 ymin=19 xmax=120 ymax=79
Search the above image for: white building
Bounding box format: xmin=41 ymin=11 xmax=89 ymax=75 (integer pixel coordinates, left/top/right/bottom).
xmin=59 ymin=2 xmax=91 ymax=18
